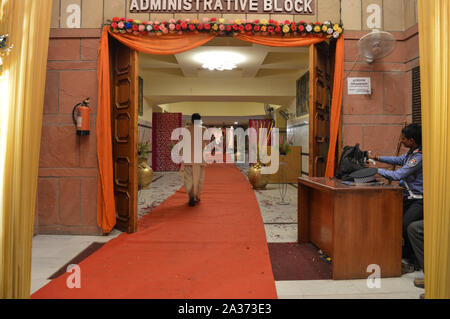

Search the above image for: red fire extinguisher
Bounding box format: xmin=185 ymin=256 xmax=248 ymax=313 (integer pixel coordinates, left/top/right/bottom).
xmin=72 ymin=98 xmax=90 ymax=136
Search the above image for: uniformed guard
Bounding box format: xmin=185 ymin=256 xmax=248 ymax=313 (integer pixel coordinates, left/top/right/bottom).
xmin=369 ymin=123 xmax=423 ymax=272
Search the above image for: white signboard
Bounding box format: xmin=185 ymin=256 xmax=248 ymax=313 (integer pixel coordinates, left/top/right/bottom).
xmin=348 ymin=77 xmax=371 ymax=95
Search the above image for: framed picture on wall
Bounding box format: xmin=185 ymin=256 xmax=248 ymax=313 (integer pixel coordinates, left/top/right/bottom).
xmin=296 ymin=71 xmax=309 ymax=117
xmin=138 ymin=76 xmax=144 ymax=116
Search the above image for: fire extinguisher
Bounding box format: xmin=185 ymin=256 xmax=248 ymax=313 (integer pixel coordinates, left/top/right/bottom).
xmin=72 ymin=98 xmax=90 ymax=136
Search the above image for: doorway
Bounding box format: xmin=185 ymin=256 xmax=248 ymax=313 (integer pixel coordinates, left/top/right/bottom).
xmin=109 ymin=36 xmax=338 ymax=233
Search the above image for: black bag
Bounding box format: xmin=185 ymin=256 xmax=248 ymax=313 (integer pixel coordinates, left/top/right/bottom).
xmin=335 ymin=143 xmax=369 ymax=181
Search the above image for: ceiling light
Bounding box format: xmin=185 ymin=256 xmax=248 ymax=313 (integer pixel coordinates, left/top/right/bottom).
xmin=194 ymin=51 xmax=245 ymax=71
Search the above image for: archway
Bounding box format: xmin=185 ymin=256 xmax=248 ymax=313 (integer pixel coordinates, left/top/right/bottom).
xmin=96 ymin=22 xmax=344 ymax=234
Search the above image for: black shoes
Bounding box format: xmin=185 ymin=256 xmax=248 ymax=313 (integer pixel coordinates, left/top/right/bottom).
xmin=188 ymin=196 xmax=201 ymax=206
xmin=401 ymin=258 xmax=416 ymax=274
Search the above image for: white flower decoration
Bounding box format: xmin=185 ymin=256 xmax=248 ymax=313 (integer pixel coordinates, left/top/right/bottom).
xmin=306 ymin=25 xmax=313 ymax=32
xmin=333 ymin=31 xmax=340 ymax=38
xmin=327 ymin=28 xmax=333 ymax=34
xmin=146 ymin=25 xmax=153 ymax=31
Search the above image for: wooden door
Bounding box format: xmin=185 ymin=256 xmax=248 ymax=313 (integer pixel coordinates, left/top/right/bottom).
xmin=110 ymin=37 xmax=138 ymax=233
xmin=309 ymin=42 xmax=334 ymax=177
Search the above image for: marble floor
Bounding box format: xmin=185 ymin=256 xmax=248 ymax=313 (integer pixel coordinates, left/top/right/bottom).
xmin=31 ymin=164 xmax=424 ymax=298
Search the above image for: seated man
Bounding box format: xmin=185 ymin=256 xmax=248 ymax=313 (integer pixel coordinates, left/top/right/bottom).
xmin=408 ymin=220 xmax=424 ymax=290
xmin=369 ymin=124 xmax=423 ymax=271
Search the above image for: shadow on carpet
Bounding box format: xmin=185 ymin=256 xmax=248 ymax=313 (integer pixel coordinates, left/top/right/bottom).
xmin=48 ymin=242 xmax=106 ymax=280
xmin=268 ymin=243 xmax=332 ymax=280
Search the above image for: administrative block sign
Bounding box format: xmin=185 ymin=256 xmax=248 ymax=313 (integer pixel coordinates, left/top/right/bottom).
xmin=347 ymin=77 xmax=371 ymax=95
xmin=129 ymin=0 xmax=315 ymax=14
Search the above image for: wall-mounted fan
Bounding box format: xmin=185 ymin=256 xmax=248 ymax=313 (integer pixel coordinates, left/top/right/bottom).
xmin=357 ymin=30 xmax=396 ymax=63
xmin=278 ymin=109 xmax=290 ymax=120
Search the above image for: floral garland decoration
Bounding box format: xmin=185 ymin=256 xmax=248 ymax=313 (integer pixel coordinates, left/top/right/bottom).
xmin=108 ymin=17 xmax=343 ymax=39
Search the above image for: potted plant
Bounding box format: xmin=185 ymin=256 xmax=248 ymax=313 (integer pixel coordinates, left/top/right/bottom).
xmin=138 ymin=142 xmax=153 ymax=189
xmin=248 ymin=121 xmax=273 ymax=190
xmin=279 ymin=135 xmax=292 ymax=156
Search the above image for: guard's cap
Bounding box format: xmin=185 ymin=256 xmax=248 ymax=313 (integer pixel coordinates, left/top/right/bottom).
xmin=349 ymin=167 xmax=378 ymax=183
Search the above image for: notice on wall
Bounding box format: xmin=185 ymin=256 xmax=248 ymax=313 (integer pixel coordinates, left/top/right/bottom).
xmin=129 ymin=0 xmax=315 ymax=15
xmin=347 ymin=77 xmax=371 ymax=95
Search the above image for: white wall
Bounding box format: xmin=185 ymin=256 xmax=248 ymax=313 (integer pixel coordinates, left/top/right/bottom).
xmin=287 ymin=114 xmax=309 ymax=175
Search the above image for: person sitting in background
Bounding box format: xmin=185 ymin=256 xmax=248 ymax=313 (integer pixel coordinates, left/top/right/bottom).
xmin=408 ymin=219 xmax=425 ymax=291
xmin=369 ymin=124 xmax=423 ymax=273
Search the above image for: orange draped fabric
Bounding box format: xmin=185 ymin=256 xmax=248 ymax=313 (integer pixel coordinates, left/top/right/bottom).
xmin=97 ymin=27 xmax=116 ymax=234
xmin=97 ymin=26 xmax=344 ymax=232
xmin=235 ymin=33 xmax=329 ymax=46
xmin=108 ymin=29 xmax=215 ymax=55
xmin=325 ymin=36 xmax=344 ymax=177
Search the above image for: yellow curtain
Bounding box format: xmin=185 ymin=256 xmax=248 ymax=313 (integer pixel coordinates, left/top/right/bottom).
xmin=418 ymin=0 xmax=450 ymax=299
xmin=0 ymin=0 xmax=53 ymax=298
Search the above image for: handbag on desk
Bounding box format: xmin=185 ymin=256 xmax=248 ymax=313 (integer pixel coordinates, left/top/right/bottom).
xmin=335 ymin=143 xmax=371 ymax=181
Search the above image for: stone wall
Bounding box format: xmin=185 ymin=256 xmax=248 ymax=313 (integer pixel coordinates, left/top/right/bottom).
xmin=36 ymin=29 xmax=101 ymax=235
xmin=342 ymin=26 xmax=419 ymax=156
xmin=50 ymin=0 xmax=418 ymax=31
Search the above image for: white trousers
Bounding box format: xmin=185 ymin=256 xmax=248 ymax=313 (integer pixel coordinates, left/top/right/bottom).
xmin=180 ymin=164 xmax=205 ymax=199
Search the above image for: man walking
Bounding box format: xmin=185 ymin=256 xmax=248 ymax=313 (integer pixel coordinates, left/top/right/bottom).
xmin=180 ymin=113 xmax=207 ymax=207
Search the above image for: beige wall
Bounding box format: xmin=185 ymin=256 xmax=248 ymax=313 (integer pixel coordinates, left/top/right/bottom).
xmin=139 ymin=96 xmax=153 ymax=123
xmin=163 ymin=102 xmax=267 ymax=116
xmin=141 ymin=72 xmax=297 ymax=104
xmin=51 ymin=0 xmax=418 ymax=31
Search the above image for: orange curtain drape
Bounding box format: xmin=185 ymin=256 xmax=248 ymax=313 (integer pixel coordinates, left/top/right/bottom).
xmin=108 ymin=29 xmax=215 ymax=55
xmin=97 ymin=26 xmax=344 ymax=233
xmin=325 ymin=35 xmax=344 ymax=177
xmin=97 ymin=27 xmax=116 ymax=234
xmin=235 ymin=33 xmax=328 ymax=46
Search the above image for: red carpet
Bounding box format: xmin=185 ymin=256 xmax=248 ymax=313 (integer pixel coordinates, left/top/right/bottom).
xmin=32 ymin=164 xmax=277 ymax=299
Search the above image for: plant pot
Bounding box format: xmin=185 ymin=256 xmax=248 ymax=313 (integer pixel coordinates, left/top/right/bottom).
xmin=248 ymin=162 xmax=270 ymax=190
xmin=138 ymin=159 xmax=153 ymax=190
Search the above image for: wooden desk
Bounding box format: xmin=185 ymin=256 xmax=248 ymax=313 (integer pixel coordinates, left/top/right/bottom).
xmin=298 ymin=177 xmax=403 ymax=280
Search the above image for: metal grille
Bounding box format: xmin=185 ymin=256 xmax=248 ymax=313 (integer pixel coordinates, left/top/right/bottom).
xmin=412 ymin=66 xmax=422 ymax=125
